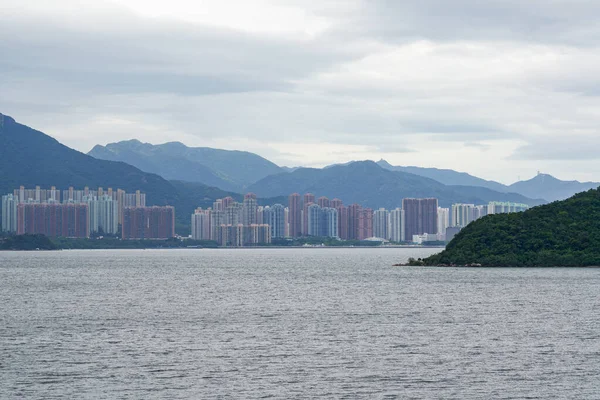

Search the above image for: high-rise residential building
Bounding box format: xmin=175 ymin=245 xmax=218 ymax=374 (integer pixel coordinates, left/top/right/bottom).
xmin=1 ymin=194 xmax=18 ymax=233
xmin=243 ymin=224 xmax=271 ymax=246
xmin=87 ymin=194 xmax=119 ymax=235
xmin=213 ymin=199 xmax=224 ymax=212
xmin=302 ymin=199 xmax=315 ymax=236
xmin=216 ymin=223 xmax=270 ymax=247
xmin=303 ymin=193 xmax=315 ymax=206
xmin=473 ymin=205 xmax=488 ymax=220
xmin=17 ymin=203 xmax=90 ymax=238
xmin=337 ymin=205 xmax=349 ymax=240
xmin=488 ymin=202 xmax=529 ymax=214
xmin=317 ymin=196 xmax=330 ymax=208
xmin=358 ymin=208 xmax=374 ymax=240
xmin=390 ymin=208 xmax=405 ymax=242
xmin=288 ymin=193 xmax=301 ymax=238
xmin=304 ymin=204 xmax=339 ymax=238
xmin=222 ymin=197 xmax=235 ymax=209
xmin=256 ymin=206 xmax=265 ymax=225
xmin=402 ymin=198 xmax=438 ymax=240
xmin=225 ymin=202 xmax=243 ymax=226
xmin=191 ymin=208 xmax=212 ymax=240
xmin=122 ymin=206 xmax=175 ymax=240
xmin=14 ymin=186 xmax=60 ymax=203
xmin=307 ymin=204 xmax=322 ymax=236
xmin=217 ymin=224 xmax=244 ymax=247
xmin=243 ymin=193 xmax=258 ymax=226
xmin=284 ymin=207 xmax=290 ymax=237
xmin=122 ymin=191 xmax=146 ymax=208
xmin=10 ymin=186 xmax=144 ymax=230
xmin=331 ymin=198 xmax=343 ymax=209
xmin=210 ymin=210 xmax=224 ymax=240
xmin=321 ymin=207 xmax=339 ymax=238
xmin=373 ymin=208 xmax=390 ymax=240
xmin=347 ymin=204 xmax=362 ymax=240
xmin=451 ymin=204 xmax=475 ymax=228
xmin=266 ymin=204 xmax=286 ymax=239
xmin=437 ymin=207 xmax=450 ymax=240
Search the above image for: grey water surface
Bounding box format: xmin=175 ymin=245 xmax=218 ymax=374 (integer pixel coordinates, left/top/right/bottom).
xmin=1 ymin=248 xmax=599 ymax=399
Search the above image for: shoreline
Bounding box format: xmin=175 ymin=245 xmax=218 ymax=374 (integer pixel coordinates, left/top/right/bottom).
xmin=1 ymin=245 xmax=446 ymax=252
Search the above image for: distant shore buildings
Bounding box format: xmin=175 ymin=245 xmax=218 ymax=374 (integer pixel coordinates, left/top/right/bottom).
xmin=190 ymin=192 xmax=529 ymax=246
xmin=122 ymin=206 xmax=175 ymax=240
xmin=1 ymin=186 xmax=529 ymax=245
xmin=0 ymin=186 xmax=172 ymax=240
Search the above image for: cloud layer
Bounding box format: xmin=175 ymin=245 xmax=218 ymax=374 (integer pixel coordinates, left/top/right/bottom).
xmin=1 ymin=0 xmax=600 ymax=183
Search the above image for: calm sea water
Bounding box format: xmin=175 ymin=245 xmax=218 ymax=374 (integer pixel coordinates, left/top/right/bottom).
xmin=1 ymin=248 xmax=600 ymax=399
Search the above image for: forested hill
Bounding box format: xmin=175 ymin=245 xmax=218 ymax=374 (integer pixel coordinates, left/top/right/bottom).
xmin=421 ymin=188 xmax=600 ymax=267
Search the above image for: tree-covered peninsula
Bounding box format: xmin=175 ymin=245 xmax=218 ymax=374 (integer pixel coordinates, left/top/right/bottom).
xmin=419 ymin=188 xmax=600 ymax=267
xmin=0 ymin=234 xmax=58 ymax=251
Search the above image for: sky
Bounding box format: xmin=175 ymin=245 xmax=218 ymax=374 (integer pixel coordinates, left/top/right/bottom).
xmin=1 ymin=0 xmax=600 ymax=184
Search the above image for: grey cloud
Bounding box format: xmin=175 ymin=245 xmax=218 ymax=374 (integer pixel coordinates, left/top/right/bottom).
xmin=510 ymin=138 xmax=600 ymax=160
xmin=352 ymin=0 xmax=600 ymax=47
xmin=0 ymin=7 xmax=362 ymax=99
xmin=1 ymin=0 xmax=600 ymax=182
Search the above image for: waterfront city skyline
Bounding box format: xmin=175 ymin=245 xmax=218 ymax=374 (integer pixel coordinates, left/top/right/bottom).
xmin=2 ymin=184 xmax=529 ymax=247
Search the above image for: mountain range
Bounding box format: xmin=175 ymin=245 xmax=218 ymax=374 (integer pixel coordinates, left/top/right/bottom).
xmin=89 ymin=140 xmax=283 ymax=192
xmin=376 ymin=159 xmax=600 ymax=202
xmin=247 ymin=161 xmax=544 ymax=209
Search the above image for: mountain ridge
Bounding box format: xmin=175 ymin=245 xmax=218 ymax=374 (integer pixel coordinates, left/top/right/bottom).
xmin=89 ymin=139 xmax=284 ymax=192
xmin=248 ymin=160 xmax=544 ymax=209
xmin=508 ymin=173 xmax=600 ymax=202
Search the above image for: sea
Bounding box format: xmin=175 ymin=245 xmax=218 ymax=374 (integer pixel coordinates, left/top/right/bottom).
xmin=1 ymin=248 xmax=599 ymax=399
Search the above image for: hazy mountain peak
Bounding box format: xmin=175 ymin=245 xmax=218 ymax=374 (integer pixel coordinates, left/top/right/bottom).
xmin=88 ymin=139 xmax=284 ymax=192
xmin=509 ymin=172 xmax=600 ymax=202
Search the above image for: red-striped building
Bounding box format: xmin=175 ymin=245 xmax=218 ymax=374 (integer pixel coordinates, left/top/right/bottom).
xmin=122 ymin=206 xmax=175 ymax=240
xmin=17 ymin=203 xmax=89 ymax=238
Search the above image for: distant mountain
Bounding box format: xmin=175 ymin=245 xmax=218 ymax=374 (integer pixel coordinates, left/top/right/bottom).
xmin=0 ymin=113 xmax=241 ymax=233
xmin=248 ymin=161 xmax=544 ymax=209
xmin=377 ymin=159 xmax=600 ymax=202
xmin=508 ymin=174 xmax=600 ymax=202
xmin=89 ymin=140 xmax=283 ymax=192
xmin=376 ymin=159 xmax=508 ymax=193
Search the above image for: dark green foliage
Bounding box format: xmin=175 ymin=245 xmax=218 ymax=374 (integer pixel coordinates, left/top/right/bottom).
xmin=0 ymin=234 xmax=58 ymax=250
xmin=248 ymin=161 xmax=544 ymax=209
xmin=51 ymin=237 xmax=219 ymax=249
xmin=423 ymin=188 xmax=600 ymax=267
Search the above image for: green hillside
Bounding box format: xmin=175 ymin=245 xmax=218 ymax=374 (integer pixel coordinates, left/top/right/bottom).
xmin=421 ymin=188 xmax=600 ymax=267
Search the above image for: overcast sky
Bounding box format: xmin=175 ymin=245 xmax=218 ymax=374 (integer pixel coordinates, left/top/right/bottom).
xmin=2 ymin=0 xmax=600 ymax=184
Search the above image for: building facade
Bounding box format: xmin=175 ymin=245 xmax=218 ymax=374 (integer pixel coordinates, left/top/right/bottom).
xmin=402 ymin=198 xmax=439 ymax=240
xmin=122 ymin=206 xmax=175 ymax=240
xmin=17 ymin=203 xmax=90 ymax=238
